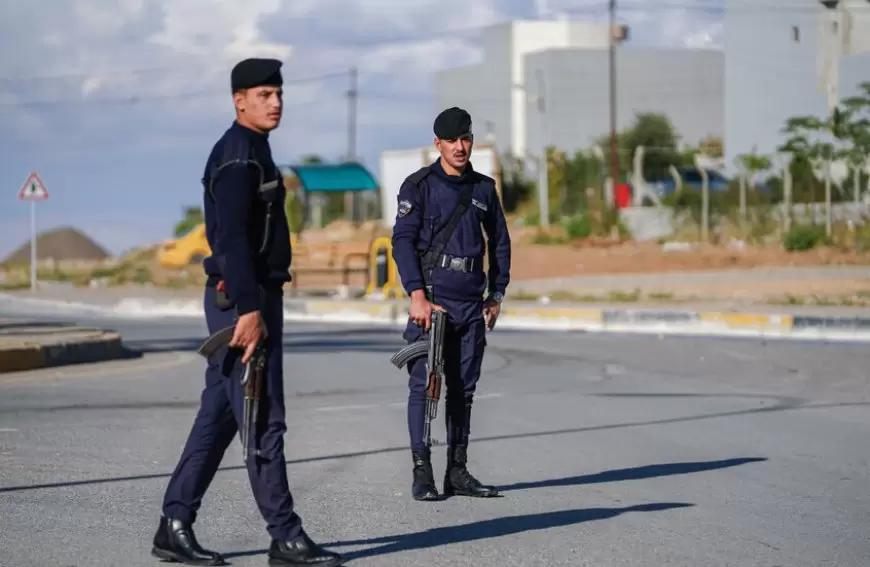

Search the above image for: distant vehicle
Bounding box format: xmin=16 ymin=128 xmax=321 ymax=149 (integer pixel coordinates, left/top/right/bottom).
xmin=646 ymin=167 xmax=772 ymax=199
xmin=647 ymin=167 xmax=730 ymax=198
xmin=157 ymin=224 xmax=300 ymax=268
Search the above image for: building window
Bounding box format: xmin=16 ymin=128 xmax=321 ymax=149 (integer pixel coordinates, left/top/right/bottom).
xmin=792 ymin=25 xmax=799 ymax=42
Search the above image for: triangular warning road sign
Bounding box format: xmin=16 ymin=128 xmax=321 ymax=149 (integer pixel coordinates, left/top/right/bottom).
xmin=18 ymin=172 xmax=49 ymax=201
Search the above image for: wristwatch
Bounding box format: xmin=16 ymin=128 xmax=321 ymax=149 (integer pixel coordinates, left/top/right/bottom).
xmin=489 ymin=292 xmax=504 ymax=304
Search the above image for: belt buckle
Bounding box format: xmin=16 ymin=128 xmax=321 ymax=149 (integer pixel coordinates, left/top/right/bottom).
xmin=449 ymin=257 xmax=465 ymax=272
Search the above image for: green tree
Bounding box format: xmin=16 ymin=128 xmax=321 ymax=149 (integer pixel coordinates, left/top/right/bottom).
xmin=173 ymin=206 xmax=203 ymax=237
xmin=284 ymin=190 xmax=304 ymax=234
xmin=499 ymin=154 xmax=535 ymax=213
xmin=778 ymin=82 xmax=870 ymax=202
xmin=620 ymin=112 xmax=682 ymax=181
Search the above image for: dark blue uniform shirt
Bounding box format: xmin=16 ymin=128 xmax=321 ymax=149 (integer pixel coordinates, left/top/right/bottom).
xmin=201 ymin=121 xmax=291 ymax=314
xmin=391 ymin=159 xmax=510 ymax=303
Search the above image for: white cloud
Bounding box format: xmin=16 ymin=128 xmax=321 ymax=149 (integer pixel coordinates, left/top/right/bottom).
xmin=0 ymin=0 xmax=512 ymax=162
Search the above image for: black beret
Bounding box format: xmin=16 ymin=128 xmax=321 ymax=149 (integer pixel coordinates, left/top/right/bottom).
xmin=434 ymin=107 xmax=472 ymax=139
xmin=231 ymin=58 xmax=283 ymax=92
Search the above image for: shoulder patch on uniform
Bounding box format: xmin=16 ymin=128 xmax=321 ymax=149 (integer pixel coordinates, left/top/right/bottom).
xmin=471 ymin=198 xmax=487 ymax=211
xmin=397 ymin=200 xmax=412 ymax=217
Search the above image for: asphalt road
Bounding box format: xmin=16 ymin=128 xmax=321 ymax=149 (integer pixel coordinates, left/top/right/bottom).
xmin=0 ymin=310 xmax=868 ymax=566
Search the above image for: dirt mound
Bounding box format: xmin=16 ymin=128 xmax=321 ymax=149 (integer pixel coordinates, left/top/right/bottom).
xmin=2 ymin=227 xmax=111 ymax=265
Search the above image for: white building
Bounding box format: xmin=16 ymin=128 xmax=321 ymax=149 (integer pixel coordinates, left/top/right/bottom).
xmin=723 ymin=0 xmax=870 ymax=169
xmin=435 ymin=19 xmax=613 ymax=161
xmin=436 ymin=19 xmax=724 ymax=168
xmin=435 ymin=7 xmax=870 ymax=177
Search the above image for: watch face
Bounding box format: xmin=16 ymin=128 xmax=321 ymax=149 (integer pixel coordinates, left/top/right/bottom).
xmin=492 ymin=292 xmax=504 ymax=303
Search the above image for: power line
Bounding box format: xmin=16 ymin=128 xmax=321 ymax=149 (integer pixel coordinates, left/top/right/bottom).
xmin=0 ymin=71 xmax=348 ymax=108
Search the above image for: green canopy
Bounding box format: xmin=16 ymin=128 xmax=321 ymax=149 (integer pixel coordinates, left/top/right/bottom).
xmin=280 ymin=162 xmax=377 ymax=192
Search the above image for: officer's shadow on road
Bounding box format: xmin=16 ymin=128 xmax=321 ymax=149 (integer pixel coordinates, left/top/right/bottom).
xmin=494 ymin=456 xmax=766 ymax=493
xmin=222 ymin=503 xmax=693 ymax=563
xmin=223 ymin=457 xmax=762 ymax=562
xmin=324 ymin=502 xmax=693 ymax=561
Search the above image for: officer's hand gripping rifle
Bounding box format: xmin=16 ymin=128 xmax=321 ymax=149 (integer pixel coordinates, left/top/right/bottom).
xmin=390 ymin=310 xmax=446 ymax=448
xmin=197 ymin=323 xmax=266 ymax=462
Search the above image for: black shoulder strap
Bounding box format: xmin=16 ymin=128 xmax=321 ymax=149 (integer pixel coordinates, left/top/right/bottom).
xmin=204 ymin=140 xmax=263 ymax=203
xmin=420 ymin=183 xmax=473 ymax=277
xmin=406 ymin=166 xmax=431 ymax=187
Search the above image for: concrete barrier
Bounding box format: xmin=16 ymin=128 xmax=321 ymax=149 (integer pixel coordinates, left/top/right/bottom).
xmin=0 ymin=326 xmax=127 ymax=374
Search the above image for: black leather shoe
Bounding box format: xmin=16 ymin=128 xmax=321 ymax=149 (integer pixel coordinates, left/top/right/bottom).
xmin=443 ymin=446 xmax=500 ymax=498
xmin=411 ymin=449 xmax=439 ymax=501
xmin=268 ymin=531 xmax=344 ymax=566
xmin=151 ymin=516 xmax=225 ymax=565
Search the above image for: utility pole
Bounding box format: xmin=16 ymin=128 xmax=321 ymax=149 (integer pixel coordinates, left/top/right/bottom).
xmin=608 ymin=0 xmax=619 ymax=189
xmin=346 ymin=66 xmax=358 ymax=221
xmin=819 ymin=1 xmax=841 ymax=236
xmin=533 ymin=70 xmax=550 ymax=228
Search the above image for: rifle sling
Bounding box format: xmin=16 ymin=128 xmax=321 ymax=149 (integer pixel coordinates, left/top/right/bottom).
xmin=420 ymin=184 xmax=473 ymax=288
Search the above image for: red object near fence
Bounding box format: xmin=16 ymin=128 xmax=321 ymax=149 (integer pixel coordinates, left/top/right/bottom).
xmin=614 ymin=183 xmax=632 ymax=208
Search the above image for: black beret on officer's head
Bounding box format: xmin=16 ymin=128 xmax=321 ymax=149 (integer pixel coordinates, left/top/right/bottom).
xmin=231 ymin=58 xmax=283 ymax=92
xmin=434 ymin=106 xmax=472 ymax=139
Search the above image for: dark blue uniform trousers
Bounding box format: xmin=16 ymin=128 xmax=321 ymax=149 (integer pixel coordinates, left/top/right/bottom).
xmin=403 ymin=298 xmax=486 ymax=454
xmin=161 ymin=285 xmax=303 ymax=541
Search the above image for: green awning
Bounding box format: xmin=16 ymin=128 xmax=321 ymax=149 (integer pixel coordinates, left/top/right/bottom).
xmin=280 ymin=162 xmax=378 ymax=192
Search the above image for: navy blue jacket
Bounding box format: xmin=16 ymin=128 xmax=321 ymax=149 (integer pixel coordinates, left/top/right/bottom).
xmin=201 ymin=121 xmax=291 ymax=314
xmin=391 ymin=159 xmax=511 ymax=303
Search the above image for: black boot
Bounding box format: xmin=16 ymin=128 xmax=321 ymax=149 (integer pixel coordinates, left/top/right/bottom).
xmin=443 ymin=445 xmax=500 ymax=497
xmin=151 ymin=516 xmax=225 ymax=565
xmin=268 ymin=530 xmax=344 ymax=566
xmin=411 ymin=448 xmax=439 ymax=501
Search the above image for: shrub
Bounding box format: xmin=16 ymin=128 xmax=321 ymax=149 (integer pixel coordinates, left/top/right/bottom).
xmin=782 ymin=223 xmax=827 ymax=251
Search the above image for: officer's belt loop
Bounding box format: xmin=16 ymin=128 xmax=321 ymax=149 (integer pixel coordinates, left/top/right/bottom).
xmin=438 ymin=254 xmax=477 ymax=272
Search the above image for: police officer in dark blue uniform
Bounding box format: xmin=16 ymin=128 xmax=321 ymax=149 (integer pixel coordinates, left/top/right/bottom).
xmin=151 ymin=58 xmax=344 ymax=567
xmin=391 ymin=106 xmax=511 ymax=501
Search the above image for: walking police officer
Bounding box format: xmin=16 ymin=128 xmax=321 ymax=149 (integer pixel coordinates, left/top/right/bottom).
xmin=391 ymin=106 xmax=512 ymax=501
xmin=151 ymin=58 xmax=344 ymax=566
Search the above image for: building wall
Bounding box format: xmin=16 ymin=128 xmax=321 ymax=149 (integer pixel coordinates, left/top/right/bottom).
xmin=435 ymin=25 xmax=513 ymax=157
xmin=723 ymin=0 xmax=870 ymax=171
xmin=509 ymin=20 xmax=611 ymax=157
xmin=435 ymin=19 xmax=610 ymax=159
xmin=523 ymin=47 xmax=724 ymax=158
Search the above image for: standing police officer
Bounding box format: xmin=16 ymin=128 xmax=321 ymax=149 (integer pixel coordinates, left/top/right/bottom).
xmin=391 ymin=106 xmax=511 ymax=501
xmin=151 ymin=58 xmax=344 ymax=567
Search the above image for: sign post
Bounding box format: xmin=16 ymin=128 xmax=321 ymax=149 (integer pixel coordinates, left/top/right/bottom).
xmin=18 ymin=172 xmax=49 ymax=291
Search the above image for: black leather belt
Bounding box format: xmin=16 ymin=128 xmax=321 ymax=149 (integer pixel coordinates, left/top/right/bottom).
xmin=439 ymin=254 xmax=479 ymax=272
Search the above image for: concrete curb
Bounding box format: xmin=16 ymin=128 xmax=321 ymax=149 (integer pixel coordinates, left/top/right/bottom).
xmin=286 ymin=300 xmax=870 ymax=342
xmin=4 ymin=292 xmax=870 ymax=342
xmin=0 ymin=330 xmax=127 ymax=373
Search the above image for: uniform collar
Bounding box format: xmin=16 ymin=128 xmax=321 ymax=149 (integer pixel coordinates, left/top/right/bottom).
xmin=232 ymin=120 xmax=269 ymax=141
xmin=431 ymin=158 xmax=474 ymax=184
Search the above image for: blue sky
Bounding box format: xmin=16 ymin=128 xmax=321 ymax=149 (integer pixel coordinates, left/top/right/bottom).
xmin=0 ymin=0 xmax=722 ymax=260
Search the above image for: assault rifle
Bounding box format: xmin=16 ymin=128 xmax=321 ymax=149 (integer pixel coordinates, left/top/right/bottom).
xmin=197 ymin=324 xmax=266 ymax=462
xmin=390 ymin=310 xmax=446 ymax=448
